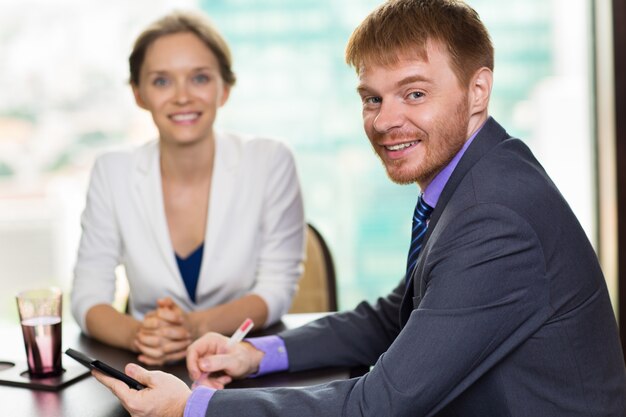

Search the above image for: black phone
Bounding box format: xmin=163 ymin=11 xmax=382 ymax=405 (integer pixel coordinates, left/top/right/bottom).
xmin=64 ymin=348 xmax=146 ymax=390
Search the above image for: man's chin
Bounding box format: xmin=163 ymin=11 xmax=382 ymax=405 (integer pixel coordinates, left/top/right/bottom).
xmin=385 ymin=168 xmax=419 ymax=185
xmin=376 ymin=155 xmax=424 ymax=185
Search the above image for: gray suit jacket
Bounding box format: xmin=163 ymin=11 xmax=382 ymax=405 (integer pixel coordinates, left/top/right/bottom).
xmin=207 ymin=118 xmax=626 ymax=416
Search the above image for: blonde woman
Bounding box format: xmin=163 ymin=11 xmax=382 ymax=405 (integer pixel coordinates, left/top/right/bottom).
xmin=71 ymin=11 xmax=305 ymax=365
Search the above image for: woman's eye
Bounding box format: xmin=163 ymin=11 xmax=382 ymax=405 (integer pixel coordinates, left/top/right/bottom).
xmin=192 ymin=74 xmax=210 ymax=84
xmin=153 ymin=77 xmax=169 ymax=87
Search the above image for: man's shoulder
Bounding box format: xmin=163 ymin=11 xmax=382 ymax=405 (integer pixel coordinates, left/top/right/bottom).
xmin=468 ymin=135 xmax=553 ymax=200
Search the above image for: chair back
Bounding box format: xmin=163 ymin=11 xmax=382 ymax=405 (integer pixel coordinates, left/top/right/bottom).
xmin=288 ymin=224 xmax=337 ymax=313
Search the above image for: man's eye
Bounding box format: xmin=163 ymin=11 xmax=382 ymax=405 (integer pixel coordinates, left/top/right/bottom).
xmin=364 ymin=96 xmax=382 ymax=105
xmin=408 ymin=91 xmax=424 ymax=99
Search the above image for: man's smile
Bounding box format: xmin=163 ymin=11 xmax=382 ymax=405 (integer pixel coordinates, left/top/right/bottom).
xmin=383 ymin=140 xmax=420 ymax=151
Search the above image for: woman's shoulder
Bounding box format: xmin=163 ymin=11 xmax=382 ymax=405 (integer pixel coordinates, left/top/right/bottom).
xmin=217 ymin=131 xmax=294 ymax=160
xmin=93 ymin=140 xmax=158 ymax=169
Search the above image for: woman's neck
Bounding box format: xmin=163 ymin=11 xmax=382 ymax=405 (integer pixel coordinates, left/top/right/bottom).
xmin=159 ymin=135 xmax=216 ymax=184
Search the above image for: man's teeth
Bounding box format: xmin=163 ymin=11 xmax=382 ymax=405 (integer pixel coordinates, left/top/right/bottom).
xmin=386 ymin=141 xmax=417 ymax=151
xmin=171 ymin=113 xmax=199 ymax=121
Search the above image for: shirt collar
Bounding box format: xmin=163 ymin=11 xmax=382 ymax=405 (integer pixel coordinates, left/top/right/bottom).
xmin=422 ymin=122 xmax=485 ymax=208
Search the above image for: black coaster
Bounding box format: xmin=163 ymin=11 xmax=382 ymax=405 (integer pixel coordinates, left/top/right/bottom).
xmin=0 ymin=360 xmax=90 ymax=391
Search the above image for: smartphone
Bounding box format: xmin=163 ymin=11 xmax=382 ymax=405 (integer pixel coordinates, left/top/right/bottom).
xmin=64 ymin=348 xmax=146 ymax=390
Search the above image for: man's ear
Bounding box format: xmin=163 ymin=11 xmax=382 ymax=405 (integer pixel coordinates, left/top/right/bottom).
xmin=468 ymin=67 xmax=493 ymax=115
xmin=132 ymin=83 xmax=148 ymax=110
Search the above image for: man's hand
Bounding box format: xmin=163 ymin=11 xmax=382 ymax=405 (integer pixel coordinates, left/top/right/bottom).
xmin=187 ymin=333 xmax=265 ymax=389
xmin=92 ymin=363 xmax=190 ymax=417
xmin=134 ymin=298 xmax=192 ymax=365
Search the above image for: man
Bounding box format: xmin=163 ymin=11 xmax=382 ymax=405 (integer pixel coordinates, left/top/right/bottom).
xmin=94 ymin=0 xmax=626 ymax=416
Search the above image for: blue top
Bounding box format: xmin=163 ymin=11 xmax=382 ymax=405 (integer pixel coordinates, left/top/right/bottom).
xmin=175 ymin=243 xmax=204 ymax=303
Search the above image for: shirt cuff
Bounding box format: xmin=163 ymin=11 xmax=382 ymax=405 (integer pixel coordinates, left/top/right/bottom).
xmin=184 ymin=386 xmax=216 ymax=417
xmin=245 ymin=335 xmax=289 ymax=377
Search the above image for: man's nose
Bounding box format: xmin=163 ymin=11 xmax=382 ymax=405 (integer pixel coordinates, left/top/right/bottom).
xmin=373 ymin=100 xmax=403 ymax=133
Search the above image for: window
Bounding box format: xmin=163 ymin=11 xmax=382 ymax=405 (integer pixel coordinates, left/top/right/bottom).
xmin=0 ymin=0 xmax=598 ymax=316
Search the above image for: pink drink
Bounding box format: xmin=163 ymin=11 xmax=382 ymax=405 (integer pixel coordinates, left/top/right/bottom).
xmin=20 ymin=316 xmax=62 ymax=377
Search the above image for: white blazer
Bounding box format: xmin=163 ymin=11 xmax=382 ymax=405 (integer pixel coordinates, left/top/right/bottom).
xmin=71 ymin=132 xmax=305 ymax=333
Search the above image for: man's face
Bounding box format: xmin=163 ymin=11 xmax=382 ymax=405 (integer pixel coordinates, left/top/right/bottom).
xmin=357 ymin=41 xmax=471 ymax=188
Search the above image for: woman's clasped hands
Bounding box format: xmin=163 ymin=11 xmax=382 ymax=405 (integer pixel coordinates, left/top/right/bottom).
xmin=134 ymin=297 xmax=194 ymax=365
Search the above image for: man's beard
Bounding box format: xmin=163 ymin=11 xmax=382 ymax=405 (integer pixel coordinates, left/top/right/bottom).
xmin=372 ymin=96 xmax=469 ymax=186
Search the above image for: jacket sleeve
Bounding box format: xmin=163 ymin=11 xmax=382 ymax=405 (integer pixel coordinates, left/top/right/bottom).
xmin=248 ymin=141 xmax=306 ymax=326
xmin=70 ymin=156 xmax=122 ymax=333
xmin=205 ymin=203 xmax=552 ymax=417
xmin=280 ymin=280 xmax=404 ymax=370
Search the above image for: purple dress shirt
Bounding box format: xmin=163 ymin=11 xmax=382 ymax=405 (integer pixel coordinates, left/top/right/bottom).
xmin=184 ymin=337 xmax=290 ymax=417
xmin=184 ymin=124 xmax=484 ymax=417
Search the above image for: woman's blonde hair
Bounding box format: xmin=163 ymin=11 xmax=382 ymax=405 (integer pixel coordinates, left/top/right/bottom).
xmin=129 ymin=11 xmax=236 ymax=87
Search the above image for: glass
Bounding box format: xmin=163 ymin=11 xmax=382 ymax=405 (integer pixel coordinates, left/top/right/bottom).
xmin=15 ymin=288 xmax=63 ymax=378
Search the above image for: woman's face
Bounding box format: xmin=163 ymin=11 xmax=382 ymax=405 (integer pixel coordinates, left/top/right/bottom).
xmin=132 ymin=32 xmax=230 ymax=147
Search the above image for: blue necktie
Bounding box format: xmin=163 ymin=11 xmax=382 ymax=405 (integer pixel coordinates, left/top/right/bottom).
xmin=405 ymin=194 xmax=433 ymax=287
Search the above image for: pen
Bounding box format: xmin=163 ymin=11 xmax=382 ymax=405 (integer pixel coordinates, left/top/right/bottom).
xmin=191 ymin=318 xmax=254 ymax=389
xmin=227 ymin=318 xmax=254 ymax=347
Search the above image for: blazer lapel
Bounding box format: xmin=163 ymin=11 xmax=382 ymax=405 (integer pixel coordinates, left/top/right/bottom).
xmin=200 ymin=133 xmax=240 ymax=278
xmin=399 ymin=117 xmax=511 ymax=326
xmin=133 ymin=142 xmax=180 ymax=281
xmin=424 ymin=117 xmax=509 ymax=242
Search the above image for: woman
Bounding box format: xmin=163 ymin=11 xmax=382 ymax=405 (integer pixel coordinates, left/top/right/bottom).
xmin=71 ymin=11 xmax=305 ymax=365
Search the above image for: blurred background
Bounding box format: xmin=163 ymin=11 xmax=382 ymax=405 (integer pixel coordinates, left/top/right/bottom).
xmin=0 ymin=0 xmax=609 ymax=322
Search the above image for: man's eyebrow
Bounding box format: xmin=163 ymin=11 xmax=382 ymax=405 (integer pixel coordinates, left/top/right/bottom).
xmin=356 ymin=85 xmax=372 ymax=96
xmin=356 ymin=74 xmax=432 ymax=95
xmin=396 ymin=74 xmax=431 ymax=87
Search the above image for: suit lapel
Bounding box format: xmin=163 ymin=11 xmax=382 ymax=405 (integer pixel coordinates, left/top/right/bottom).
xmin=423 ymin=118 xmax=509 ymax=244
xmin=399 ymin=118 xmax=511 ymax=326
